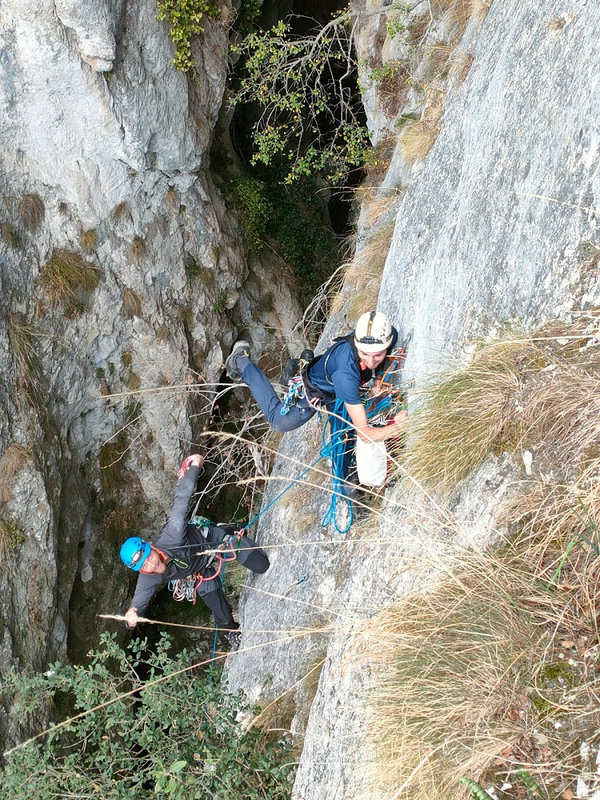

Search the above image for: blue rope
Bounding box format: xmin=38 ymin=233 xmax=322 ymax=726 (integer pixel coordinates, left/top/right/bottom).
xmin=207 ymin=390 xmax=402 ymax=656
xmin=320 ymin=399 xmax=354 ymax=534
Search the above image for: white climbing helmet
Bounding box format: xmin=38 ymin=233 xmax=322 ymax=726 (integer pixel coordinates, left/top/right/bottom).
xmin=354 ymin=311 xmax=393 ymax=353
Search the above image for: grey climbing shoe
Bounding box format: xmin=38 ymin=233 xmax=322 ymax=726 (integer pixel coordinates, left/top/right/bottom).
xmin=225 ymin=340 xmax=251 ymax=381
xmin=223 ymin=630 xmax=242 ymax=651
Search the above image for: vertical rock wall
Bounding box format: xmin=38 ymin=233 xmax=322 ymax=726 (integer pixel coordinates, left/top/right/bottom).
xmin=227 ymin=2 xmax=600 ymax=798
xmin=0 ymin=0 xmax=303 ymax=750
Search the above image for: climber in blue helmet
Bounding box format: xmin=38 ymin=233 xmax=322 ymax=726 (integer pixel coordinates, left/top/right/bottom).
xmin=120 ymin=454 xmax=269 ymax=651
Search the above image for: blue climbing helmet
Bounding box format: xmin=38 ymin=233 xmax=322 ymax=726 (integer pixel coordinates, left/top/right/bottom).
xmin=120 ymin=537 xmax=151 ymax=571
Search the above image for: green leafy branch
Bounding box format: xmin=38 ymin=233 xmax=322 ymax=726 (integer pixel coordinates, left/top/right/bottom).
xmin=230 ymin=12 xmax=373 ymax=184
xmin=156 ymin=0 xmax=220 ymax=72
xmin=1 ymin=631 xmax=295 ymax=799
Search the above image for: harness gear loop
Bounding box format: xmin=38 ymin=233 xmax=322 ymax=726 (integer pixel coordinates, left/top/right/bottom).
xmin=280 ymin=375 xmax=306 ymax=416
xmin=169 ymin=554 xmax=226 ymax=603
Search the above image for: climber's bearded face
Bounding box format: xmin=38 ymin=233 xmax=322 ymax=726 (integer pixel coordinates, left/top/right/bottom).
xmin=139 ymin=548 xmax=167 ymax=575
xmin=356 ymin=348 xmax=387 ymax=370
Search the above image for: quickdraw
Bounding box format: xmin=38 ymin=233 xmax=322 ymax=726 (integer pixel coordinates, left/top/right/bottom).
xmin=280 ymin=375 xmax=306 ymax=416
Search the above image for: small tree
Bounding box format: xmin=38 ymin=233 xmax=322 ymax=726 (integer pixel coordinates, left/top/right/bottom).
xmin=1 ymin=632 xmax=294 ymax=799
xmin=230 ymin=13 xmax=372 ymax=185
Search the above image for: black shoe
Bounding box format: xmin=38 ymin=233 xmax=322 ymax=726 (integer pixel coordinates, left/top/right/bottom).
xmin=225 ymin=340 xmax=251 ymax=381
xmin=299 ymin=349 xmax=314 ymax=365
xmin=281 ymin=358 xmax=299 ymax=385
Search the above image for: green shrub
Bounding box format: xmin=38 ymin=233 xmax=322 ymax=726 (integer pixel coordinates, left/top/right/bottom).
xmin=156 ymin=0 xmax=220 ymax=72
xmin=226 ymin=172 xmax=337 ymax=297
xmin=1 ymin=632 xmax=295 ymax=799
xmin=227 ymin=175 xmax=272 ymax=253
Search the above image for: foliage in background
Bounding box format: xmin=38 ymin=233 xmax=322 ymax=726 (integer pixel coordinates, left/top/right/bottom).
xmin=156 ymin=0 xmax=219 ymax=72
xmin=225 ymin=172 xmax=338 ymax=297
xmin=1 ymin=632 xmax=294 ymax=799
xmin=230 ymin=15 xmax=372 ymax=185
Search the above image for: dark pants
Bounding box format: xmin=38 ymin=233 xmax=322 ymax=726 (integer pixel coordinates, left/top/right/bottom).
xmin=196 ymin=524 xmax=270 ymax=627
xmin=241 ymin=362 xmax=318 ymax=432
xmin=198 ymin=583 xmax=236 ymax=628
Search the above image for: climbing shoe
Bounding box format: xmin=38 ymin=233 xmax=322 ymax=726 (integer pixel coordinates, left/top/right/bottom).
xmin=281 ymin=358 xmax=299 ymax=386
xmin=223 ymin=630 xmax=242 ymax=651
xmin=281 ymin=349 xmax=314 ymax=385
xmin=225 ymin=340 xmax=251 ymax=381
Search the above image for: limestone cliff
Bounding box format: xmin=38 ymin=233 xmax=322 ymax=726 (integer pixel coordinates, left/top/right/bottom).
xmin=0 ymin=0 xmax=303 ymax=750
xmin=226 ymin=1 xmax=600 ymax=798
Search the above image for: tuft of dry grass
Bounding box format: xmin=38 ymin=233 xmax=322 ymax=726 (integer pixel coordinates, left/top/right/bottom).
xmin=431 ymin=0 xmax=491 ymax=32
xmin=405 ymin=318 xmax=600 ymax=494
xmin=401 ymin=90 xmax=445 ymax=166
xmin=79 ymin=229 xmax=98 ymax=252
xmin=18 ymin=193 xmax=45 ymax=230
xmin=405 ymin=338 xmax=526 ymax=492
xmin=39 ymin=249 xmax=100 ymax=313
xmin=111 ymin=201 xmax=131 ymax=224
xmin=425 ymin=42 xmax=454 ymax=80
xmin=362 ymin=188 xmax=405 ymax=229
xmin=6 ymin=314 xmax=41 ymax=383
xmin=122 ymin=287 xmax=143 ymax=319
xmin=129 ymin=236 xmax=146 ymax=259
xmin=1 ymin=223 xmax=21 ymax=249
xmin=548 ymin=17 xmax=567 ymax=32
xmin=449 ymin=50 xmax=474 ymax=83
xmin=0 ymin=443 xmax=31 ymax=505
xmin=329 ymin=224 xmax=394 ymax=316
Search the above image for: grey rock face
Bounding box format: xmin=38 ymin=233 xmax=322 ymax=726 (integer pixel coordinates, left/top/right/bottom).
xmin=227 ymin=2 xmax=600 ymax=799
xmin=0 ymin=0 xmax=302 ymax=751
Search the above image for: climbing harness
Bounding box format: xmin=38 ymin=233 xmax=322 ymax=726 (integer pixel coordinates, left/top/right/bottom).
xmin=169 ymin=520 xmax=243 ymax=605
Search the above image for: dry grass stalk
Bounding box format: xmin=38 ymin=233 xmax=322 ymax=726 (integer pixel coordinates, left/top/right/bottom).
xmin=0 ymin=443 xmax=31 ymax=505
xmin=330 ymin=224 xmax=394 ymax=316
